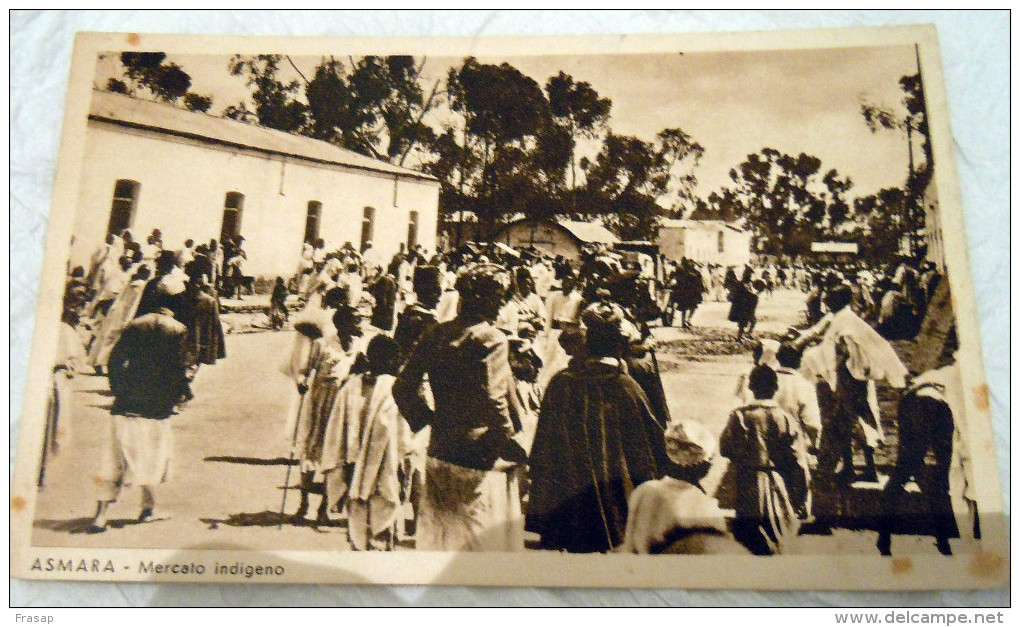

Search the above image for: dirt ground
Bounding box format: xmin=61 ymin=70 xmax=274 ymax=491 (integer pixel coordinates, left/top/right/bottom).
xmin=29 ymin=288 xmax=978 ymax=557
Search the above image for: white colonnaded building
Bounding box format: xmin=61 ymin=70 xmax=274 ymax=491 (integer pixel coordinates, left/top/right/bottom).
xmin=70 ymin=90 xmax=440 ymax=279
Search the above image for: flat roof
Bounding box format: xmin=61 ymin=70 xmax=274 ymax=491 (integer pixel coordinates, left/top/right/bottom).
xmin=88 ymin=90 xmax=437 ymax=183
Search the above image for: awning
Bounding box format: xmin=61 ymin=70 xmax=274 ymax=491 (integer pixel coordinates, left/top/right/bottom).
xmin=494 ymin=242 xmax=521 ymax=258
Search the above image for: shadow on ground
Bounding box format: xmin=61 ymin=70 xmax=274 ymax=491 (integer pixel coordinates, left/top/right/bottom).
xmin=204 ymin=456 xmax=297 ymax=466
xmin=34 ymin=515 xmax=169 ymax=534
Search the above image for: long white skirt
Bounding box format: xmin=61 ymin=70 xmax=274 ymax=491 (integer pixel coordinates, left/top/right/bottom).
xmin=417 ymin=457 xmax=523 ymax=552
xmin=98 ymin=415 xmax=173 ymax=500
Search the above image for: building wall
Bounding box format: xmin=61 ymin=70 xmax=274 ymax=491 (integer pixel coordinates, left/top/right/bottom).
xmin=722 ymin=229 xmax=753 ymax=267
xmin=657 ymin=224 xmax=751 ymax=267
xmin=657 ymin=226 xmax=687 ymax=262
xmin=922 ymin=179 xmax=944 ymax=269
xmin=71 ymin=121 xmax=439 ymax=278
xmin=497 ymin=222 xmax=581 ymax=260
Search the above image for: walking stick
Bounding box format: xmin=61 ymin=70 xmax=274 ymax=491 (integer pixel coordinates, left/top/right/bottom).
xmin=278 ymin=368 xmax=315 ymax=529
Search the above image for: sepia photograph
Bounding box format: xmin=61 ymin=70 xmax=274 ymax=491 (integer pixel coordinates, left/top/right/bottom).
xmin=9 ymin=17 xmax=1008 ymax=595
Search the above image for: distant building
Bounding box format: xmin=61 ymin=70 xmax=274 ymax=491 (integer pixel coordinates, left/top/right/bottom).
xmin=492 ymin=218 xmax=619 ymax=260
xmin=810 ymin=241 xmax=859 ymax=264
xmin=71 ymin=91 xmax=440 ymax=278
xmin=657 ymin=219 xmax=751 ymax=267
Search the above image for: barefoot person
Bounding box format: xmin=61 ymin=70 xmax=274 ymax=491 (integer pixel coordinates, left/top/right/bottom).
xmin=88 ymin=302 xmax=190 ymax=532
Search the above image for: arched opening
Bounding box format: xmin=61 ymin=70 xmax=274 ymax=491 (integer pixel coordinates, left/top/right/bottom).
xmin=360 ymin=206 xmax=375 ymax=252
xmin=107 ymin=179 xmax=140 ymax=237
xmin=406 ymin=210 xmax=419 ymax=251
xmin=220 ymin=192 xmax=245 ymax=244
xmin=304 ymin=201 xmax=322 ymax=244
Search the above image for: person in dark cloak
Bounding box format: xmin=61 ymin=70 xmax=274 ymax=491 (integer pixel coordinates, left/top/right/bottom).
xmin=394 ymin=265 xmax=442 ymax=364
xmin=876 ymin=377 xmax=958 ymax=556
xmin=180 ymin=274 xmax=226 ymax=366
xmin=184 ymin=244 xmax=215 ymax=289
xmin=367 ymin=268 xmax=398 ymax=332
xmin=669 ymin=259 xmax=706 ymax=329
xmin=89 ymin=299 xmax=189 ymax=532
xmin=135 ymin=251 xmax=187 ymax=320
xmin=723 ymin=266 xmax=739 ymax=294
xmin=269 ymin=276 xmax=289 ymax=330
xmin=728 ymin=277 xmax=762 ymax=342
xmin=525 ymin=301 xmax=685 ymax=553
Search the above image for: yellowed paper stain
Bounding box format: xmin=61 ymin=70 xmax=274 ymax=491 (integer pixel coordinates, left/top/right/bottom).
xmin=968 ymin=551 xmax=1004 ymax=579
xmin=972 ymin=384 xmax=990 ymax=412
xmin=891 ymin=557 xmax=912 ymax=575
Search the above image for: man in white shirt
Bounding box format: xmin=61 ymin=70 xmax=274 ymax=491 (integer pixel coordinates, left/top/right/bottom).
xmin=774 ymin=342 xmax=822 ymax=518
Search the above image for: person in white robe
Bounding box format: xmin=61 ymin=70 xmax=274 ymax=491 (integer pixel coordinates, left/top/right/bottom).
xmin=287 ymin=306 xmax=363 ymax=526
xmin=622 ymin=419 xmax=747 ymax=555
xmin=87 ymin=265 xmax=151 ymax=374
xmin=536 ymin=271 xmax=583 ymax=390
xmin=40 ymin=313 xmax=88 ymax=487
xmin=320 ymin=335 xmax=410 ymax=550
xmin=794 ymin=286 xmax=907 ymax=483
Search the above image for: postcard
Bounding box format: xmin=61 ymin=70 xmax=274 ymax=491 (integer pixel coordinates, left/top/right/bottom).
xmin=10 ymin=25 xmax=1008 ymax=589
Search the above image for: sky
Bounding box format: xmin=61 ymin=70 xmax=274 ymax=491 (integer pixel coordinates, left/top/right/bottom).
xmin=93 ymin=45 xmax=920 ymax=203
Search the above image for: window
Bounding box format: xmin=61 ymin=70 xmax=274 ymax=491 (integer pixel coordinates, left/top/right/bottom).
xmin=360 ymin=206 xmax=375 ymax=252
xmin=220 ymin=192 xmax=245 ymax=243
xmin=304 ymin=201 xmax=322 ymax=244
xmin=717 ymin=230 xmax=725 ymax=254
xmin=106 ymin=179 xmax=140 ymax=236
xmin=406 ymin=210 xmax=419 ymax=251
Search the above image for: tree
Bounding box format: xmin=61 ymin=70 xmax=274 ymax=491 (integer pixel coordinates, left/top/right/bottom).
xmin=146 ymin=63 xmax=192 ymax=103
xmin=304 ymin=55 xmax=440 ymax=164
xmin=856 ymin=187 xmax=910 ymax=261
xmin=120 ymin=52 xmax=167 ymax=89
xmin=580 ymin=133 xmax=663 ymax=240
xmin=106 ymin=78 xmax=129 ymax=94
xmin=578 ymin=127 xmax=704 ymax=240
xmin=109 ymin=52 xmax=212 ymax=110
xmin=545 ymin=72 xmax=612 ymax=198
xmin=860 ymin=71 xmax=931 ymax=178
xmin=222 ymin=102 xmax=257 ymax=123
xmin=859 ymin=67 xmax=933 ymax=256
xmin=821 ymin=168 xmax=854 ymax=227
xmin=655 ymin=127 xmax=704 ymax=214
xmin=688 ymin=189 xmax=741 ymax=222
xmin=227 ymin=54 xmax=442 ymax=165
xmin=228 ymin=55 xmax=307 ymax=133
xmin=724 ymin=148 xmax=855 ymax=255
xmin=118 ymin=52 xmax=191 ymax=104
xmin=443 ymin=58 xmax=554 ymax=234
xmin=183 ymin=92 xmax=213 ymax=113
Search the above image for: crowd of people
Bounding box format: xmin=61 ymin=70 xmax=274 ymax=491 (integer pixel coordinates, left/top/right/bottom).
xmin=49 ymin=229 xmax=973 ymax=558
xmin=52 ymin=228 xmax=229 ymax=529
xmin=253 ymin=237 xmax=969 ymax=556
xmin=659 ymin=256 xmax=945 ymax=345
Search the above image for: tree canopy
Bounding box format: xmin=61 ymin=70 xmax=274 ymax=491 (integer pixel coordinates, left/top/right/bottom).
xmin=113 ymin=52 xmax=211 ymax=108
xmin=97 ymin=51 xmax=933 ymax=255
xmin=723 ymin=148 xmax=856 ymax=255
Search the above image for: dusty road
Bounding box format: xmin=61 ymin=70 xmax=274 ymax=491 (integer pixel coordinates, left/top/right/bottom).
xmin=29 ymin=289 xmax=974 ymax=556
